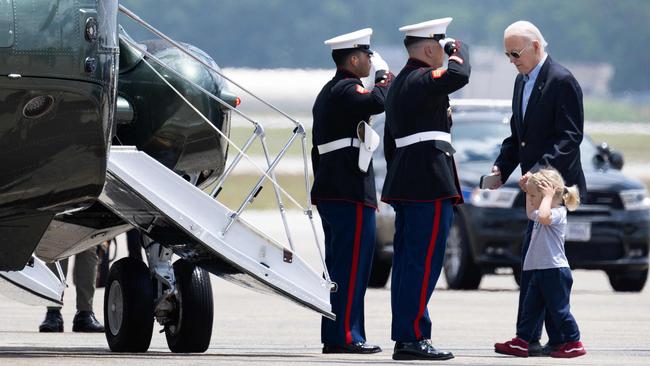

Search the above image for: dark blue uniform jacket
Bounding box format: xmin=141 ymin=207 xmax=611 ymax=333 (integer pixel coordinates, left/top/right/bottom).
xmin=311 ymin=69 xmax=389 ymax=208
xmin=381 ymin=45 xmax=471 ymax=203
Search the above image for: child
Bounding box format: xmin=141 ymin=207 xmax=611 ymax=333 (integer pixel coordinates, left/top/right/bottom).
xmin=494 ymin=168 xmax=586 ymax=358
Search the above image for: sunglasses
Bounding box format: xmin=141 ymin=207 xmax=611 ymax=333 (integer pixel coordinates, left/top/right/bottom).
xmin=504 ymin=44 xmax=531 ymax=59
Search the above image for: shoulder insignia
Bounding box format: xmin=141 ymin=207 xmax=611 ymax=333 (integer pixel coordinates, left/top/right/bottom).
xmin=449 ymin=55 xmax=464 ymax=64
xmin=355 ymin=84 xmax=370 ymax=94
xmin=431 ymin=69 xmax=447 ymax=79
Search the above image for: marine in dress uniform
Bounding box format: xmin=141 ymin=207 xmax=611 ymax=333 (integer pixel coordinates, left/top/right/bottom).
xmin=311 ymin=28 xmax=392 ymax=354
xmin=381 ymin=18 xmax=470 ymax=361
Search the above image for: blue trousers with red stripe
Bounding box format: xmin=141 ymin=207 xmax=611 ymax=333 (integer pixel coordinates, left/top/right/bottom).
xmin=390 ymin=199 xmax=454 ymax=342
xmin=317 ymin=201 xmax=376 ymax=346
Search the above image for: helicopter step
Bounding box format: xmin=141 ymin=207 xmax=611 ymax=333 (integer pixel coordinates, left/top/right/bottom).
xmin=0 ymin=256 xmax=65 ymax=307
xmin=99 ymin=146 xmax=333 ymax=352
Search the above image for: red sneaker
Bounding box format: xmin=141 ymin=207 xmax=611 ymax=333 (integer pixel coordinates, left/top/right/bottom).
xmin=550 ymin=341 xmax=586 ymax=358
xmin=494 ymin=337 xmax=529 ymax=357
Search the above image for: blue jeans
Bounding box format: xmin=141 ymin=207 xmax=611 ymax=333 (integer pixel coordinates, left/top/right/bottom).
xmin=517 ymin=267 xmax=580 ymax=343
xmin=517 ymin=221 xmax=563 ymax=345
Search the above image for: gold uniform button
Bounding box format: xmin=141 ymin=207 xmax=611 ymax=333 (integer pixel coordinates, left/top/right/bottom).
xmin=521 ymin=141 xmax=526 ymax=147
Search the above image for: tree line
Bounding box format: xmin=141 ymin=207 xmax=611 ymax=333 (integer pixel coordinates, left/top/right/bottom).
xmin=121 ymin=0 xmax=649 ymax=92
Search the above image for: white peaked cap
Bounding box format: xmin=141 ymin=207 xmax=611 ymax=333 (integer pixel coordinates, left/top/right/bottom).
xmin=399 ymin=17 xmax=453 ymax=38
xmin=324 ymin=28 xmax=373 ymax=51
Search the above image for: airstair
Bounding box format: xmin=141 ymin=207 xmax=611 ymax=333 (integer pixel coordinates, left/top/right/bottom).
xmin=101 ymin=146 xmax=332 ymax=318
xmin=0 ymin=256 xmax=65 ymax=307
xmin=94 ymin=5 xmax=335 ymax=353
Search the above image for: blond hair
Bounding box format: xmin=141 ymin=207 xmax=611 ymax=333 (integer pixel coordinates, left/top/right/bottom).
xmin=528 ymin=168 xmax=580 ymax=211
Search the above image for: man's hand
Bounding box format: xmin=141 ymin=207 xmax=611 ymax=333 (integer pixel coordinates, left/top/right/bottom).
xmin=439 ymin=37 xmax=457 ymax=56
xmin=488 ymin=165 xmax=503 ymax=189
xmin=375 ymin=70 xmax=394 ymax=85
xmin=519 ymin=171 xmax=532 ymax=191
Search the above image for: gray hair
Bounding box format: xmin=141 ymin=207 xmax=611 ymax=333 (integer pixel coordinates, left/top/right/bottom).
xmin=504 ymin=21 xmax=548 ymax=50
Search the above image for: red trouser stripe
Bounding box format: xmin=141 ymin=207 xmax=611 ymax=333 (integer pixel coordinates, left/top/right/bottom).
xmin=345 ymin=203 xmax=364 ymax=344
xmin=413 ymin=200 xmax=442 ymax=340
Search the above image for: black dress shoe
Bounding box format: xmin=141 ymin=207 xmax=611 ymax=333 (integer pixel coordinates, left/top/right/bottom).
xmin=529 ymin=340 xmax=559 ymax=357
xmin=39 ymin=309 xmax=63 ymax=332
xmin=322 ymin=342 xmax=382 ymax=354
xmin=72 ymin=311 xmax=105 ymax=333
xmin=393 ymin=339 xmax=454 ymax=361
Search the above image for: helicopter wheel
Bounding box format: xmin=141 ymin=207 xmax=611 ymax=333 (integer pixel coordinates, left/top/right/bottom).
xmin=104 ymin=257 xmax=155 ymax=352
xmin=165 ymin=259 xmax=214 ymax=353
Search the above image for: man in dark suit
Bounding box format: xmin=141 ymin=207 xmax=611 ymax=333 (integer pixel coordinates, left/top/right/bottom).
xmin=489 ymin=20 xmax=586 ymax=356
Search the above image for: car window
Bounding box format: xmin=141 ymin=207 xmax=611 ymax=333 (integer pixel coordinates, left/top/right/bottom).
xmin=453 ymin=114 xmax=599 ymax=168
xmin=453 ymin=117 xmax=510 ymax=163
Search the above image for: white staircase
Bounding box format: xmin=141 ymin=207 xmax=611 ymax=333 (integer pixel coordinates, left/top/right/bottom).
xmin=0 ymin=256 xmax=65 ymax=306
xmin=99 ymin=146 xmax=333 ymax=319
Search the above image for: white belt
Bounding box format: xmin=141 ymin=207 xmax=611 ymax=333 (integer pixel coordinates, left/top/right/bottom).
xmin=395 ymin=131 xmax=452 ymax=148
xmin=317 ymin=138 xmax=360 ymax=154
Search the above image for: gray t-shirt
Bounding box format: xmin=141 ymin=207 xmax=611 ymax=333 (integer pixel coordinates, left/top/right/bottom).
xmin=523 ymin=206 xmax=570 ymax=271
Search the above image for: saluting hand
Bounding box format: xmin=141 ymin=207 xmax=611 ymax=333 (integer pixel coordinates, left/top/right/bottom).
xmin=439 ymin=38 xmax=457 ymax=56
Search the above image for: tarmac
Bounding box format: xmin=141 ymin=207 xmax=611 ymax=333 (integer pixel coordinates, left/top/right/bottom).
xmin=0 ymin=211 xmax=648 ymax=365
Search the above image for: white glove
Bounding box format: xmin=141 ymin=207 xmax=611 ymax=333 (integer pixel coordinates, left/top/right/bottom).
xmin=372 ymin=51 xmax=389 ymax=72
xmin=438 ymin=37 xmax=456 ymax=49
xmin=439 ymin=37 xmax=457 ymax=55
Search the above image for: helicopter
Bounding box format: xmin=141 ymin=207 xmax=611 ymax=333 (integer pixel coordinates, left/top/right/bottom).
xmin=0 ymin=0 xmax=333 ymax=353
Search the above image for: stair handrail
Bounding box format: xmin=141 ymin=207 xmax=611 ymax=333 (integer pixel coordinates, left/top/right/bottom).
xmin=116 ymin=13 xmax=333 ymax=288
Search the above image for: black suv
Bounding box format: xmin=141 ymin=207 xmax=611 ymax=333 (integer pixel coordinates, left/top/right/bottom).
xmin=371 ymin=100 xmax=649 ymax=292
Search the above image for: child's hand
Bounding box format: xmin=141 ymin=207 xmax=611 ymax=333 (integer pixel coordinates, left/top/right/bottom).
xmin=538 ymin=180 xmax=555 ymax=198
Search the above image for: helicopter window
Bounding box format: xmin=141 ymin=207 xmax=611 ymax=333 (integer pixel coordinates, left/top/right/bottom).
xmin=13 ymin=3 xmax=78 ymax=51
xmin=0 ymin=0 xmax=14 ymax=48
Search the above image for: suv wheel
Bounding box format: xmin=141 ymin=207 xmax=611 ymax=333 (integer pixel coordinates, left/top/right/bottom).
xmin=607 ymin=268 xmax=648 ymax=292
xmin=444 ymin=214 xmax=482 ymax=289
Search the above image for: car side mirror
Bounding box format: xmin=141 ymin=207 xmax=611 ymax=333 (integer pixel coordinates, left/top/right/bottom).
xmin=592 ymin=153 xmax=606 ymax=168
xmin=609 ymin=151 xmax=624 ymax=170
xmin=597 ymin=142 xmax=624 ymax=170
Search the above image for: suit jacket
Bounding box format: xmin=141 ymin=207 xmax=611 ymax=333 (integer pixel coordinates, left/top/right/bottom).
xmin=495 ymin=56 xmax=586 ymax=196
